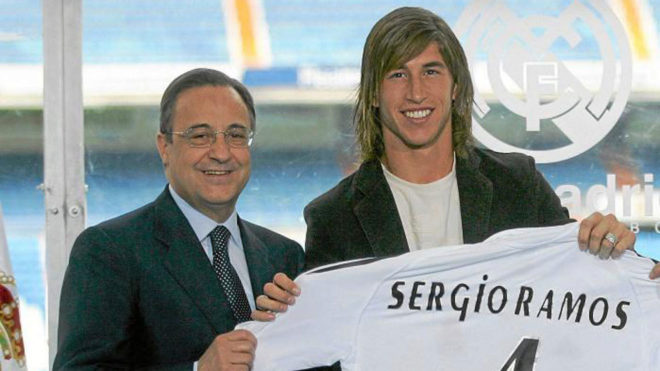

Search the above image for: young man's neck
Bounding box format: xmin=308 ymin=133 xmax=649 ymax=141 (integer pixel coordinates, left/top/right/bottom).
xmin=381 ymin=142 xmax=454 ymax=184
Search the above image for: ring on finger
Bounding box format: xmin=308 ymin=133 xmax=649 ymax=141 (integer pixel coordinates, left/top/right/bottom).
xmin=604 ymin=232 xmax=618 ymax=246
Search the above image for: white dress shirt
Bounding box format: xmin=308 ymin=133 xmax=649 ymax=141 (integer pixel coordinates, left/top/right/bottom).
xmin=169 ymin=185 xmax=256 ymax=310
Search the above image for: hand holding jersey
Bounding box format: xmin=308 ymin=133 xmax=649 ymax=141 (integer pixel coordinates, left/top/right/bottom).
xmin=652 ymin=263 xmax=660 ymax=280
xmin=578 ymin=212 xmax=637 ymax=262
xmin=197 ymin=330 xmax=257 ymax=371
xmin=240 ymin=223 xmax=660 ymax=371
xmin=252 ymin=273 xmax=300 ymax=321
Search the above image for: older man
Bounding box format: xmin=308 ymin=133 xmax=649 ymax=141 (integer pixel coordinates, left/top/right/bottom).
xmin=54 ymin=68 xmax=304 ymax=370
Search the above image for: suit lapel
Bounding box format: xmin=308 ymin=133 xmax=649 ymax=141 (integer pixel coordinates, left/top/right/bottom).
xmin=353 ymin=160 xmax=409 ymax=257
xmin=456 ymin=151 xmax=493 ymax=243
xmin=238 ymin=218 xmax=276 ymax=297
xmin=153 ymin=189 xmax=235 ymax=333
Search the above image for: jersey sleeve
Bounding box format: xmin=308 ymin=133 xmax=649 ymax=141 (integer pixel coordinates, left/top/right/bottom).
xmin=617 ymin=252 xmax=660 ymax=368
xmin=237 ymin=258 xmax=386 ymax=370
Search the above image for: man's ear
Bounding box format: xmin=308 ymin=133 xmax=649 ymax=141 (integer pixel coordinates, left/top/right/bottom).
xmin=156 ymin=132 xmax=170 ymax=167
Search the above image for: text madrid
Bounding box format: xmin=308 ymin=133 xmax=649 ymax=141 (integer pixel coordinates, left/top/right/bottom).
xmin=387 ymin=274 xmax=630 ymax=330
xmin=556 ymin=173 xmax=659 ymax=233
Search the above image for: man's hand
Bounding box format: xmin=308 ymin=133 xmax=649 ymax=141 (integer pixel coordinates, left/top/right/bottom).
xmin=578 ymin=212 xmax=635 ymax=259
xmin=251 ymin=272 xmax=300 ymax=321
xmin=577 ymin=212 xmax=660 ymax=279
xmin=198 ymin=330 xmax=256 ymax=371
xmin=650 ymin=263 xmax=660 ymax=280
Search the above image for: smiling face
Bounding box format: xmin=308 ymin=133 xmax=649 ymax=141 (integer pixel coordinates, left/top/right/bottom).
xmin=377 ymin=42 xmax=456 ymax=154
xmin=157 ymin=85 xmax=251 ymax=223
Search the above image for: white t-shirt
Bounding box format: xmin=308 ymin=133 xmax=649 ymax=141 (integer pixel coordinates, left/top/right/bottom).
xmin=238 ymin=223 xmax=660 ymax=371
xmin=382 ymin=158 xmax=463 ymax=250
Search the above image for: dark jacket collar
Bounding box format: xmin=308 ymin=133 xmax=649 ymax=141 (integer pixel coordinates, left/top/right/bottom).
xmin=238 ymin=218 xmax=276 ymax=297
xmin=352 ymin=150 xmax=494 ymax=254
xmin=353 ymin=159 xmax=410 ymax=257
xmin=455 ymin=149 xmax=493 ymax=243
xmin=152 ymin=187 xmax=272 ymax=332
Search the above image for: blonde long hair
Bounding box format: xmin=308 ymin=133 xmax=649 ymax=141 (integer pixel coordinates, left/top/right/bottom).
xmin=355 ymin=7 xmax=474 ymax=161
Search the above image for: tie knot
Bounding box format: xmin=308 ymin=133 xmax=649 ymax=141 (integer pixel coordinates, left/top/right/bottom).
xmin=210 ymin=225 xmax=231 ymax=252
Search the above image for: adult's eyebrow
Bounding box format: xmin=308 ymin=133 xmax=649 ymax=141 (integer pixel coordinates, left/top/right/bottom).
xmin=184 ymin=122 xmax=212 ymax=130
xmin=421 ymin=61 xmax=448 ymax=69
xmin=393 ymin=60 xmax=449 ymax=71
xmin=227 ymin=122 xmax=250 ymax=130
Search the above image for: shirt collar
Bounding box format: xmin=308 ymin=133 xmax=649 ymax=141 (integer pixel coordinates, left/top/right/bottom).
xmin=169 ymin=184 xmax=241 ymax=243
xmin=381 ymin=152 xmax=457 ymax=185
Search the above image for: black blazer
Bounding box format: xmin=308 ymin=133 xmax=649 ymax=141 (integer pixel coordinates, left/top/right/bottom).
xmin=54 ymin=187 xmax=304 ymax=370
xmin=304 ymin=148 xmax=571 ymax=270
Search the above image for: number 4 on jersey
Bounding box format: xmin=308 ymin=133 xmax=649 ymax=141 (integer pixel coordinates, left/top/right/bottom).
xmin=500 ymin=338 xmax=539 ymax=371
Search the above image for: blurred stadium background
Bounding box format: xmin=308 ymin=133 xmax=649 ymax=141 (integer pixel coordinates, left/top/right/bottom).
xmin=1 ymin=0 xmax=659 ymax=369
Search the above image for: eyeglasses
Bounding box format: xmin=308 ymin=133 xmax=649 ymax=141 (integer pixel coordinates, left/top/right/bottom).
xmin=167 ymin=125 xmax=254 ymax=148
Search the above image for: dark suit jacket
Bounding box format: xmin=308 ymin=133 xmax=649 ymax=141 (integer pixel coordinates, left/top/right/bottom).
xmin=53 ymin=187 xmax=304 ymax=370
xmin=304 ymin=148 xmax=571 ymax=270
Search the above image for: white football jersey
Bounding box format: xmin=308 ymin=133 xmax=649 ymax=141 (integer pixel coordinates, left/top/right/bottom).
xmin=238 ymin=223 xmax=660 ymax=370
